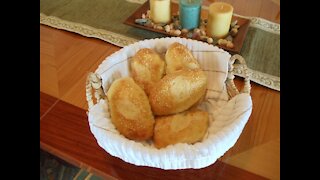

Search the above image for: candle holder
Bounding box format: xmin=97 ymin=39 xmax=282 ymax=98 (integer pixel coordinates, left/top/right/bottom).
xmin=134 ymin=10 xmax=240 ymax=49
xmin=124 ymin=1 xmax=250 ymax=53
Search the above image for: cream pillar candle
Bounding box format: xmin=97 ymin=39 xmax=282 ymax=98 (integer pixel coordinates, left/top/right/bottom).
xmin=207 ymin=2 xmax=233 ymax=39
xmin=150 ymin=0 xmax=171 ymax=24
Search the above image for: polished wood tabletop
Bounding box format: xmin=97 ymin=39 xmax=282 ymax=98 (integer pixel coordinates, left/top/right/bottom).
xmin=40 ymin=0 xmax=280 ymax=179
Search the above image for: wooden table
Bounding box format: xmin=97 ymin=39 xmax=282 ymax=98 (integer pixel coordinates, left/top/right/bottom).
xmin=40 ymin=0 xmax=280 ymax=179
xmin=40 ymin=92 xmax=268 ymax=180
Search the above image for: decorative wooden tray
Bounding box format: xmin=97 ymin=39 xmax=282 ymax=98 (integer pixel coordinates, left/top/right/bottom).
xmin=124 ymin=1 xmax=250 ymax=54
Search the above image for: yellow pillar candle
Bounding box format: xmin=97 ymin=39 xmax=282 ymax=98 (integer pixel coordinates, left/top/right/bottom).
xmin=207 ymin=2 xmax=233 ymax=39
xmin=150 ymin=0 xmax=171 ymax=24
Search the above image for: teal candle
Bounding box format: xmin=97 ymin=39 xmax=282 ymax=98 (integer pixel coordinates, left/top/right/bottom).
xmin=179 ymin=0 xmax=202 ymax=30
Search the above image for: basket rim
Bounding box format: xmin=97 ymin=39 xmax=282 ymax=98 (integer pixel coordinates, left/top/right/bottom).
xmin=95 ymin=37 xmax=229 ymax=74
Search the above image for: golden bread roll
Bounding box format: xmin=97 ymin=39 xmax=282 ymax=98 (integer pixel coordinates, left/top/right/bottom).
xmin=154 ymin=109 xmax=209 ymax=149
xmin=131 ymin=48 xmax=165 ymax=95
xmin=106 ymin=77 xmax=155 ymax=141
xmin=149 ymin=69 xmax=207 ymax=115
xmin=165 ymin=42 xmax=200 ymax=74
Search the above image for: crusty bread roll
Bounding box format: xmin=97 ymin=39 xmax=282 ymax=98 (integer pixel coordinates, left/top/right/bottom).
xmin=149 ymin=69 xmax=207 ymax=115
xmin=165 ymin=42 xmax=200 ymax=74
xmin=106 ymin=77 xmax=155 ymax=141
xmin=131 ymin=48 xmax=165 ymax=95
xmin=154 ymin=109 xmax=209 ymax=149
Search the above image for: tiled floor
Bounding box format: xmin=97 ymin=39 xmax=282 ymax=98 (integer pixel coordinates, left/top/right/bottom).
xmin=40 ymin=149 xmax=103 ymax=180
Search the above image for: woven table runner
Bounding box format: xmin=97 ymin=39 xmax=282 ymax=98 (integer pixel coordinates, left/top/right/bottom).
xmin=40 ymin=0 xmax=280 ymax=91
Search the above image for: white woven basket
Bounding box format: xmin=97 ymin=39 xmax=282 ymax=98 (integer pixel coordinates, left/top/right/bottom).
xmin=86 ymin=37 xmax=252 ymax=170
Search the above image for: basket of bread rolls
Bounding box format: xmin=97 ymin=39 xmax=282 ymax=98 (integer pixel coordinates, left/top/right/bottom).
xmin=86 ymin=37 xmax=252 ymax=170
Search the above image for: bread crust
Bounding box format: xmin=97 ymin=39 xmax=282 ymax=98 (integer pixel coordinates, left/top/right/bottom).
xmin=149 ymin=69 xmax=207 ymax=116
xmin=131 ymin=48 xmax=165 ymax=95
xmin=154 ymin=109 xmax=209 ymax=149
xmin=165 ymin=42 xmax=200 ymax=74
xmin=106 ymin=77 xmax=155 ymax=141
